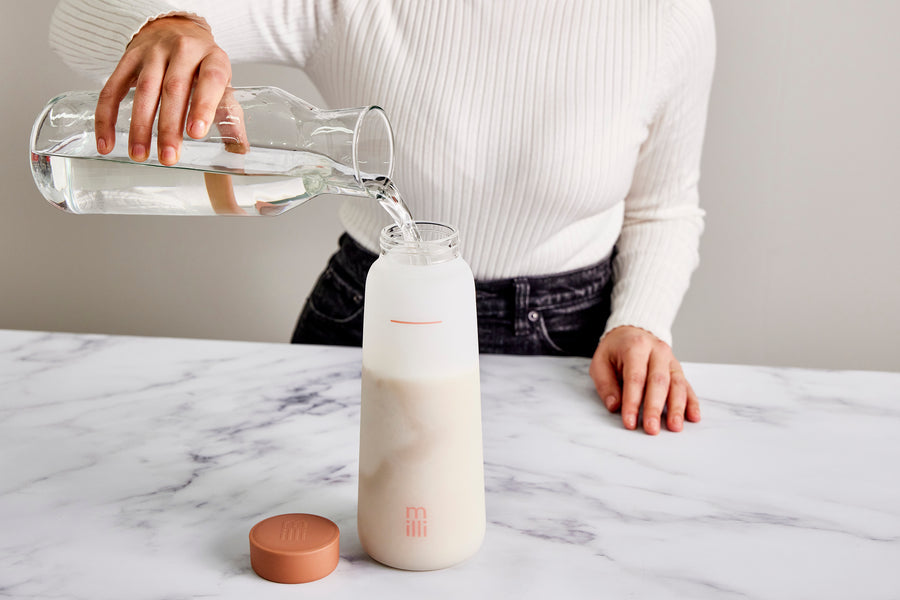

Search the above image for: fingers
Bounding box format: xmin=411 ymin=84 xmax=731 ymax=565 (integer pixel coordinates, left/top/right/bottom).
xmin=620 ymin=343 xmax=651 ymax=431
xmin=589 ymin=348 xmax=621 ymax=413
xmin=594 ymin=326 xmax=701 ymax=434
xmin=128 ymin=60 xmax=166 ymax=161
xmin=95 ymin=54 xmax=141 ymax=155
xmin=186 ymin=49 xmax=232 ymax=140
xmin=641 ymin=351 xmax=670 ymax=435
xmin=685 ymin=380 xmax=702 ymax=423
xmin=158 ymin=43 xmax=233 ymax=164
xmin=156 ymin=52 xmax=202 ymax=165
xmin=667 ymin=360 xmax=701 ymax=429
xmin=93 ymin=16 xmax=226 ymax=164
xmin=213 ymin=88 xmax=250 ymax=154
xmin=666 ymin=364 xmax=689 ymax=432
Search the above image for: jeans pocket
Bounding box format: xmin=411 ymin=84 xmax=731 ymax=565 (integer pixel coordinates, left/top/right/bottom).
xmin=292 ymin=263 xmax=366 ymax=346
xmin=535 ymin=295 xmax=611 ymax=358
xmin=306 ymin=264 xmax=365 ymax=323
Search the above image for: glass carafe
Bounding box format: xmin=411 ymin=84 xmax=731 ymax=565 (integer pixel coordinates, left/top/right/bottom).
xmin=358 ymin=222 xmax=485 ymax=570
xmin=29 ymin=87 xmax=393 ymax=216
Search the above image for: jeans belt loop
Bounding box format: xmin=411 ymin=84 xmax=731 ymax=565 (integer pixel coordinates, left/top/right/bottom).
xmin=513 ymin=278 xmax=530 ymax=336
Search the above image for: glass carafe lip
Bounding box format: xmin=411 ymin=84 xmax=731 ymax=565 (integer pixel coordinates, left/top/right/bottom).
xmin=380 ymin=222 xmax=459 ymax=263
xmin=352 ymin=106 xmax=395 ymax=183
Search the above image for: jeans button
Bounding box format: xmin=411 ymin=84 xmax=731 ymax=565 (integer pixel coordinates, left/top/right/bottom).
xmin=527 ymin=310 xmax=540 ymax=323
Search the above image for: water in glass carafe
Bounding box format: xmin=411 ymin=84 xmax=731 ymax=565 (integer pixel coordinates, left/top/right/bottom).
xmin=30 ymin=87 xmax=420 ymax=239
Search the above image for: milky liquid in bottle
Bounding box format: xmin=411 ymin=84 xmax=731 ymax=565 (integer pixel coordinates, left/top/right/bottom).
xmin=358 ymin=222 xmax=485 ymax=571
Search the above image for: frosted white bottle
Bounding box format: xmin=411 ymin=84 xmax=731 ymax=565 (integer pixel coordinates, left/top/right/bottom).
xmin=358 ymin=222 xmax=485 ymax=570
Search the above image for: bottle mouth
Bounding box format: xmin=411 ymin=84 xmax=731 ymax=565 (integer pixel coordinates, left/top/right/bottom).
xmin=353 ymin=107 xmax=394 ymax=182
xmin=380 ymin=222 xmax=459 ymax=262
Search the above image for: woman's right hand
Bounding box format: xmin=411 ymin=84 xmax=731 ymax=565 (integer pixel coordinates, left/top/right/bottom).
xmin=95 ymin=15 xmax=232 ymax=166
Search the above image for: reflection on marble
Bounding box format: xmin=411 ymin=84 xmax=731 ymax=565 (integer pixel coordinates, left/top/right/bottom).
xmin=1 ymin=329 xmax=898 ymax=599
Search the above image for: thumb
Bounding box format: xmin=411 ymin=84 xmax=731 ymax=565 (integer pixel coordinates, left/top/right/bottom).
xmin=589 ymin=348 xmax=621 ymax=412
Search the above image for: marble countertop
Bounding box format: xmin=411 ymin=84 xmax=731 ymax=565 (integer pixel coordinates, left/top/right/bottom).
xmin=1 ymin=329 xmax=898 ymax=599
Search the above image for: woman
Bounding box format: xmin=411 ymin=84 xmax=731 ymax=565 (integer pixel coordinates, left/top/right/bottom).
xmin=50 ymin=0 xmax=715 ymax=434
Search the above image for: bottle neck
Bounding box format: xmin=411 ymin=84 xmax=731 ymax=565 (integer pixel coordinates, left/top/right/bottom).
xmin=380 ymin=222 xmax=460 ymax=265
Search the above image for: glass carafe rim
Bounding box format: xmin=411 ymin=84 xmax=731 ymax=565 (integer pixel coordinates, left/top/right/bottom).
xmin=351 ymin=105 xmax=394 ymax=183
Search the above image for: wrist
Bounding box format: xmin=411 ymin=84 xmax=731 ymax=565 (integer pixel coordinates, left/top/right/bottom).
xmin=131 ymin=12 xmax=212 ymax=45
xmin=599 ymin=324 xmax=669 ymax=348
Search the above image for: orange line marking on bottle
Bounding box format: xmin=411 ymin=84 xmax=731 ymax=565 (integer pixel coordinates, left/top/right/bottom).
xmin=389 ymin=320 xmax=443 ymax=325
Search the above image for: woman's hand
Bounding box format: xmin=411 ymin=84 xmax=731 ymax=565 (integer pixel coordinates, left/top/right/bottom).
xmin=95 ymin=15 xmax=232 ymax=165
xmin=589 ymin=326 xmax=701 ymax=434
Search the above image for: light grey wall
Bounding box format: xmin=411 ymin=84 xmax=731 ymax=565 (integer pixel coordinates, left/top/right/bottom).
xmin=2 ymin=2 xmax=898 ymax=371
xmin=673 ymin=1 xmax=900 ymax=371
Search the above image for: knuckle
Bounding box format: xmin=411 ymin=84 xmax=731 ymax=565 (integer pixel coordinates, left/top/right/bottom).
xmin=129 ymin=118 xmax=153 ymax=134
xmin=201 ymin=65 xmax=230 ymax=86
xmin=623 ymin=346 xmax=648 ymax=364
xmin=134 ymin=77 xmax=159 ymax=96
xmin=156 ymin=125 xmax=181 ymax=139
xmin=163 ymin=77 xmax=191 ymax=98
xmin=668 ymin=396 xmax=687 ymax=411
xmin=190 ymin=102 xmax=218 ymax=122
xmin=649 ymin=372 xmax=669 ymax=388
xmin=156 ymin=116 xmax=184 ymax=136
xmin=625 ymin=371 xmax=645 ymax=386
xmin=635 ymin=335 xmax=654 ymax=350
xmin=208 ymin=47 xmax=231 ymax=64
xmin=620 ymin=398 xmax=640 ymax=413
xmin=94 ymin=113 xmax=115 ymax=129
xmin=172 ymin=35 xmax=198 ymax=54
xmin=129 ymin=126 xmax=152 ymax=141
xmin=626 ymin=341 xmax=651 ymax=358
xmin=97 ymin=86 xmax=119 ymax=104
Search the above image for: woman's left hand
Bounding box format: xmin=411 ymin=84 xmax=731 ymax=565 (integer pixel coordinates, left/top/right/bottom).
xmin=589 ymin=326 xmax=701 ymax=434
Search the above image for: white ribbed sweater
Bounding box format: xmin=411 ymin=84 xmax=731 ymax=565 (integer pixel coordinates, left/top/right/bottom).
xmin=49 ymin=0 xmax=715 ymax=346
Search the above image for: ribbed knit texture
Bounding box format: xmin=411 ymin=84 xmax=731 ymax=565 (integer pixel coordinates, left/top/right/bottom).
xmin=49 ymin=0 xmax=715 ymax=346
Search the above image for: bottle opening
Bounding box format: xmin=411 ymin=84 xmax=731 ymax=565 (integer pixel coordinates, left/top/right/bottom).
xmin=380 ymin=222 xmax=459 ymax=263
xmin=353 ymin=107 xmax=394 ymax=182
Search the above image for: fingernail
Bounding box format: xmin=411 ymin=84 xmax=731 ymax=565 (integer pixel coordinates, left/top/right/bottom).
xmin=97 ymin=137 xmax=107 ymax=154
xmin=624 ymin=414 xmax=636 ymax=430
xmin=646 ymin=417 xmax=659 ymax=434
xmin=131 ymin=144 xmax=146 ymax=161
xmin=604 ymin=396 xmax=616 ymax=410
xmin=189 ymin=120 xmax=206 ymax=138
xmin=161 ymin=146 xmax=177 ymax=164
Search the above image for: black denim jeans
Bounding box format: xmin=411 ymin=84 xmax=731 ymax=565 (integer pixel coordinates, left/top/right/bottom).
xmin=291 ymin=234 xmax=613 ymax=358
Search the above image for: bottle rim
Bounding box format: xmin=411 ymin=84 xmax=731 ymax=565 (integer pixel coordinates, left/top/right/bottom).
xmin=379 ymin=222 xmax=459 ymax=261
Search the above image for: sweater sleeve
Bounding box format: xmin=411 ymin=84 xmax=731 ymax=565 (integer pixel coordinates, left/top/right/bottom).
xmin=49 ymin=0 xmax=339 ymax=82
xmin=602 ymin=0 xmax=716 ymax=347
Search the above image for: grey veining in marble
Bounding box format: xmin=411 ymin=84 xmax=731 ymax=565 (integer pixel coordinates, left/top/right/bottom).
xmin=1 ymin=329 xmax=899 ymax=599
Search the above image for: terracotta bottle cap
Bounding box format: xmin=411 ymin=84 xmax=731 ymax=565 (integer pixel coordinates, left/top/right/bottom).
xmin=249 ymin=513 xmax=340 ymax=583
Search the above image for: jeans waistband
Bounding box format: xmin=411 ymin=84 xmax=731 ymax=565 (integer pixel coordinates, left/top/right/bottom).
xmin=475 ymin=257 xmax=613 ymax=314
xmin=336 ymin=232 xmax=613 ymax=316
